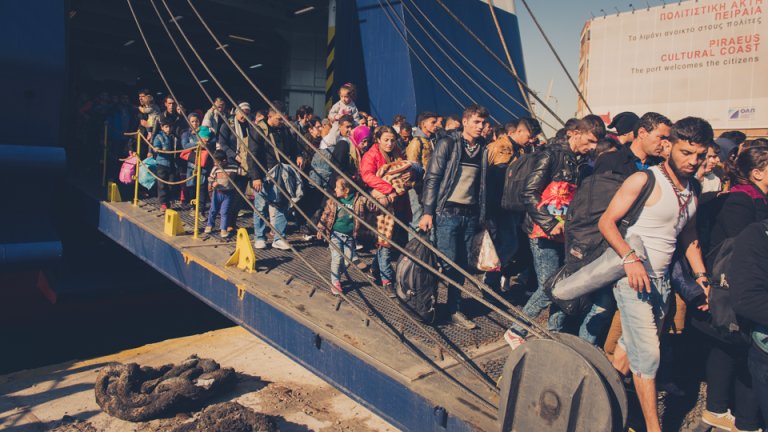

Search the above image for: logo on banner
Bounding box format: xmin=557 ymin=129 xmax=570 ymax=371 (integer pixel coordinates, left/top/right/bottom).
xmin=729 ymin=107 xmax=756 ymax=120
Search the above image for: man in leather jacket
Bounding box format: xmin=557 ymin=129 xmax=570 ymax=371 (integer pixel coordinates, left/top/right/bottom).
xmin=418 ymin=105 xmax=489 ymax=330
xmin=506 ymin=115 xmax=605 ymax=344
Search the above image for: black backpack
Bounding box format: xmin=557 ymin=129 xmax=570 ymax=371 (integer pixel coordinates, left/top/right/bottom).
xmin=565 ymin=170 xmax=656 ymax=270
xmin=395 ymin=234 xmax=439 ymax=323
xmin=500 ymin=152 xmax=540 ymax=212
xmin=703 ymin=224 xmax=763 ymax=345
xmin=547 ymin=170 xmax=656 ymax=315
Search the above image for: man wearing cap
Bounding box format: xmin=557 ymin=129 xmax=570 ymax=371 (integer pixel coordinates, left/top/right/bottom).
xmin=607 ymin=112 xmax=639 ymax=145
xmin=594 ymin=112 xmax=671 ymax=177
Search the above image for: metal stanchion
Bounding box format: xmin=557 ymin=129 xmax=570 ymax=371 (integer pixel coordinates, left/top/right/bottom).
xmin=133 ymin=130 xmax=141 ymax=206
xmin=102 ymin=122 xmax=108 ymax=187
xmin=193 ymin=142 xmax=202 ymax=239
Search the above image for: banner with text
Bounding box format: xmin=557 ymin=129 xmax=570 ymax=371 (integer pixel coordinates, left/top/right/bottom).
xmin=587 ymin=0 xmax=766 ymax=129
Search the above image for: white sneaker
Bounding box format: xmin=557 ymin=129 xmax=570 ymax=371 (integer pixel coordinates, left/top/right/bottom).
xmin=254 ymin=239 xmax=267 ymax=249
xmin=301 ymin=234 xmax=314 ymax=241
xmin=272 ymin=239 xmax=290 ymax=250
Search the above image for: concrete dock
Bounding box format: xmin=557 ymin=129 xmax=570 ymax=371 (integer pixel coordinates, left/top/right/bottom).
xmin=0 ymin=326 xmax=397 ymax=432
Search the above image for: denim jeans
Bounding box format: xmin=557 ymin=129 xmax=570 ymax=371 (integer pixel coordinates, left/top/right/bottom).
xmin=207 ymin=190 xmax=232 ymax=230
xmin=483 ymin=212 xmax=519 ymax=291
xmin=434 ymin=207 xmax=479 ymax=314
xmin=578 ymin=286 xmax=616 ymax=345
xmin=513 ymin=237 xmax=565 ymax=336
xmin=253 ymin=182 xmax=288 ymax=242
xmin=186 ymin=163 xmax=208 ymax=210
xmin=748 ymin=345 xmax=768 ymax=428
xmin=330 ymin=231 xmax=355 ymax=285
xmin=377 ymin=225 xmax=403 ymax=283
xmin=614 ymin=275 xmax=670 ymax=379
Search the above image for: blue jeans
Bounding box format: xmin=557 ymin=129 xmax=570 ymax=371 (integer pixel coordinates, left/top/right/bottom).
xmin=186 ymin=163 xmax=208 ymax=210
xmin=578 ymin=286 xmax=616 ymax=345
xmin=513 ymin=237 xmax=565 ymax=336
xmin=330 ymin=232 xmax=355 ymax=285
xmin=253 ymin=182 xmax=288 ymax=242
xmin=377 ymin=225 xmax=403 ymax=283
xmin=614 ymin=275 xmax=671 ymax=379
xmin=483 ymin=212 xmax=519 ymax=291
xmin=748 ymin=345 xmax=768 ymax=428
xmin=207 ymin=190 xmax=232 ymax=230
xmin=434 ymin=207 xmax=479 ymax=314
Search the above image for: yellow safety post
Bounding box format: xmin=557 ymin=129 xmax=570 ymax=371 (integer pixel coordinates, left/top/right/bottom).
xmin=101 ymin=122 xmax=108 ymax=187
xmin=133 ymin=130 xmax=141 ymax=206
xmin=163 ymin=208 xmax=185 ymax=236
xmin=225 ymin=228 xmax=257 ymax=272
xmin=107 ymin=181 xmax=122 ymax=202
xmin=193 ymin=142 xmax=202 ymax=239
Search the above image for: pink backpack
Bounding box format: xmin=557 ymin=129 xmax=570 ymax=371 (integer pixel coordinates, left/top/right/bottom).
xmin=119 ymin=156 xmax=137 ymax=184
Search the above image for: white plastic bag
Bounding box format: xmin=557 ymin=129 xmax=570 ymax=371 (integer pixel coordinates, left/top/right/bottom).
xmin=470 ymin=229 xmax=501 ymax=272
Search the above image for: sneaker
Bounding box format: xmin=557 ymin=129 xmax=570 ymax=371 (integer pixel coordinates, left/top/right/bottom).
xmin=355 ymin=260 xmax=369 ymax=271
xmin=381 ymin=280 xmax=397 ymax=298
xmin=160 ymin=204 xmax=168 ymax=211
xmin=272 ymin=239 xmax=290 ymax=250
xmin=702 ymin=409 xmax=736 ymax=431
xmin=220 ymin=229 xmax=230 ymax=238
xmin=204 ymin=226 xmax=213 ymax=234
xmin=302 ymin=234 xmax=314 ymax=241
xmin=198 ymin=214 xmax=207 ymax=223
xmin=331 ymin=282 xmax=343 ymax=296
xmin=503 ymin=329 xmax=525 ymax=350
xmin=451 ymin=312 xmax=477 ymax=330
xmin=355 ymin=243 xmax=363 ymax=251
xmin=254 ymin=239 xmax=267 ymax=249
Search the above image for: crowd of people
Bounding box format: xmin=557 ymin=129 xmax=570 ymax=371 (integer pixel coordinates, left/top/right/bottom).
xmin=84 ymin=83 xmax=768 ymax=432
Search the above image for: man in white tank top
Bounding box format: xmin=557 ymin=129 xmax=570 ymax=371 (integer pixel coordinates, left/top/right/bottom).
xmin=598 ymin=117 xmax=713 ymax=432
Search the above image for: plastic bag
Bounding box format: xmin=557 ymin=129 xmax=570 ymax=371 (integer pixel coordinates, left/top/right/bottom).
xmin=119 ymin=156 xmax=137 ymax=184
xmin=138 ymin=157 xmax=157 ymax=190
xmin=470 ymin=229 xmax=501 ymax=272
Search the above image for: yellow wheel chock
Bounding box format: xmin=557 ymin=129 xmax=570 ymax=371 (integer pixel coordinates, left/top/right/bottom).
xmin=107 ymin=182 xmax=122 ymax=202
xmin=225 ymin=228 xmax=257 ymax=272
xmin=163 ymin=209 xmax=185 ymax=236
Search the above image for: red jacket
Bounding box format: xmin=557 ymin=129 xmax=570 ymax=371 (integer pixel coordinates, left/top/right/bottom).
xmin=360 ymin=144 xmax=411 ymax=221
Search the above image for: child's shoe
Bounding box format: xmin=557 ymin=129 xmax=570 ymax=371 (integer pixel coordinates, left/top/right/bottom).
xmin=331 ymin=282 xmax=343 ymax=296
xmin=204 ymin=226 xmax=213 ymax=234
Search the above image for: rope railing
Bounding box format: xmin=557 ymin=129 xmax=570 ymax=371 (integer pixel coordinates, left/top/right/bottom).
xmin=129 ymin=0 xmax=501 ymax=409
xmin=124 ymin=127 xmax=205 ymax=237
xmin=148 ymin=0 xmax=502 ymax=401
xmin=180 ymin=0 xmax=553 ymax=340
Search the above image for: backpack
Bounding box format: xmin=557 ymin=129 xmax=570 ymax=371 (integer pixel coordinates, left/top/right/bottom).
xmin=546 ymin=170 xmax=656 ymax=315
xmin=500 ymin=152 xmax=539 ymax=212
xmin=309 ymin=147 xmax=334 ymax=190
xmin=705 ymin=228 xmax=757 ymax=345
xmin=565 ymin=170 xmax=656 ymax=270
xmin=395 ymin=234 xmax=439 ymax=323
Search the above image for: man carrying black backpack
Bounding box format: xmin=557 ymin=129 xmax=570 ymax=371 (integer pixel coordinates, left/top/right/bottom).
xmin=598 ymin=117 xmax=712 ymax=432
xmin=503 ymin=115 xmax=605 ymax=346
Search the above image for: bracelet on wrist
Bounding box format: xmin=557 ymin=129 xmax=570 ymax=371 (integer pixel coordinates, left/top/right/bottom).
xmin=621 ymin=249 xmax=636 ymax=261
xmin=623 ymin=258 xmax=642 ymax=265
xmin=692 ymin=271 xmax=710 ymax=280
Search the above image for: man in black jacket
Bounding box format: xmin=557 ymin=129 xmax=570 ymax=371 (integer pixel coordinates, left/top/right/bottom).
xmin=730 ymin=219 xmax=768 ymax=428
xmin=593 ymin=112 xmax=671 ymax=177
xmin=505 ymin=115 xmax=605 ymax=344
xmin=418 ymin=104 xmax=489 ymax=329
xmin=248 ymin=101 xmax=301 ymax=251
